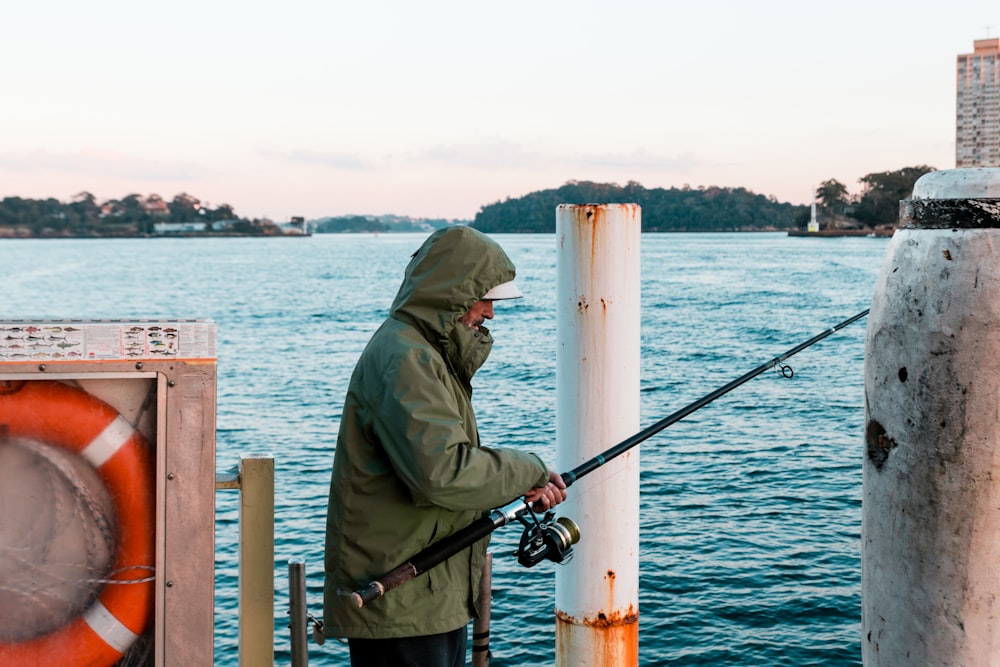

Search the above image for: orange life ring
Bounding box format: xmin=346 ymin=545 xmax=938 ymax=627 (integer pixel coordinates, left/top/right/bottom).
xmin=0 ymin=380 xmax=155 ymax=667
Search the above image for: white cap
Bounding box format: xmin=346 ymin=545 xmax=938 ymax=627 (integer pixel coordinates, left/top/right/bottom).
xmin=483 ymin=280 xmax=523 ymax=300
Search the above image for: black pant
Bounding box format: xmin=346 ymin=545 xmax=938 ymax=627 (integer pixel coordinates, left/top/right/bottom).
xmin=348 ymin=626 xmax=468 ymax=667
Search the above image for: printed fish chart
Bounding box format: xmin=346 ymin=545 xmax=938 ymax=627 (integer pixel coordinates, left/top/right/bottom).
xmin=0 ymin=321 xmax=216 ymax=362
xmin=0 ymin=324 xmax=85 ymax=360
xmin=120 ymin=325 xmax=180 ymax=358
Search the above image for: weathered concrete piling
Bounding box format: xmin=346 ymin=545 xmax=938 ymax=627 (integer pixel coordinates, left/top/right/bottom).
xmin=863 ymin=168 xmax=1000 ymax=666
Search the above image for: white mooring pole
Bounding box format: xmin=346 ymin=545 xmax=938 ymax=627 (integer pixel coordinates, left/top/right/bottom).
xmin=863 ymin=168 xmax=1000 ymax=665
xmin=555 ymin=203 xmax=641 ymax=666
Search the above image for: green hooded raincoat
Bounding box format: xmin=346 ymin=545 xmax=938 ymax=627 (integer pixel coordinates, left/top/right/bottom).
xmin=323 ymin=226 xmax=549 ymax=640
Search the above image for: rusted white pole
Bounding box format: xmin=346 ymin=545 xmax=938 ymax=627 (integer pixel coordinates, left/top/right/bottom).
xmin=863 ymin=168 xmax=1000 ymax=666
xmin=555 ymin=204 xmax=641 ymax=666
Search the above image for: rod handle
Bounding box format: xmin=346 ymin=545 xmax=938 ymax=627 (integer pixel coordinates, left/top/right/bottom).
xmin=351 ymin=563 xmax=417 ymax=608
xmin=350 ymin=513 xmax=506 ymax=607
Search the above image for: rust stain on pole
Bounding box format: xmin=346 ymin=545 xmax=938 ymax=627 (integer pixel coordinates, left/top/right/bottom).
xmin=555 ymin=605 xmax=639 ymax=627
xmin=555 ymin=568 xmax=639 ymax=665
xmin=555 ymin=607 xmax=639 ymax=665
xmin=586 ymin=205 xmax=605 ymax=275
xmin=570 ymin=204 xmax=633 ymax=334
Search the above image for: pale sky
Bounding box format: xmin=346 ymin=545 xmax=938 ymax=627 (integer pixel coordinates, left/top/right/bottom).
xmin=1 ymin=1 xmax=996 ymax=221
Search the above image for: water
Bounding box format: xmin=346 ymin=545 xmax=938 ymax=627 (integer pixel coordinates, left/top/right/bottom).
xmin=0 ymin=232 xmax=888 ymax=666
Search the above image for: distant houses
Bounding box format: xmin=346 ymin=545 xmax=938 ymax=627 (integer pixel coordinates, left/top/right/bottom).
xmin=150 ymin=216 xmax=308 ymax=237
xmin=152 ymin=221 xmax=225 ymax=235
xmin=0 ymin=191 xmax=315 ymax=238
xmin=278 ymin=216 xmax=308 ymax=235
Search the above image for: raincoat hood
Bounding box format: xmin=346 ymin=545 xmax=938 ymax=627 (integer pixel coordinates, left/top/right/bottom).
xmin=388 ymin=226 xmax=517 ymax=383
xmin=389 ymin=226 xmax=516 ymax=334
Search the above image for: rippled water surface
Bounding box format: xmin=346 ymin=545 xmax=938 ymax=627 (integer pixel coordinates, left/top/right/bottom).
xmin=1 ymin=232 xmax=889 ymax=665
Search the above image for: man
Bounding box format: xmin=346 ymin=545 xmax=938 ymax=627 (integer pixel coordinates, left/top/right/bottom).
xmin=324 ymin=226 xmax=567 ymax=666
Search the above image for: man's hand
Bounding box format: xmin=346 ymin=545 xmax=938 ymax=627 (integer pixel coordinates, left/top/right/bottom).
xmin=523 ymin=469 xmax=567 ymax=511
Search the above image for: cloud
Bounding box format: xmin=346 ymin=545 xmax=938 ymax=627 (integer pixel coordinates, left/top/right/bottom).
xmin=0 ymin=148 xmax=203 ymax=181
xmin=575 ymin=148 xmax=701 ymax=171
xmin=413 ymin=140 xmax=701 ymax=173
xmin=264 ymin=149 xmax=370 ymax=170
xmin=413 ymin=139 xmax=540 ymax=169
xmin=265 ymin=140 xmax=703 ymax=177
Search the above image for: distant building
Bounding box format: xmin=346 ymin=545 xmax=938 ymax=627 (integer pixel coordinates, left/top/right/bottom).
xmin=956 ymin=38 xmax=1000 ymax=167
xmin=277 ymin=216 xmax=308 ymax=235
xmin=142 ymin=195 xmax=170 ymax=216
xmin=153 ymin=221 xmax=208 ymax=235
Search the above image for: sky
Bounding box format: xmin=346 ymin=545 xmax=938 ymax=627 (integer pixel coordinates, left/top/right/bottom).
xmin=1 ymin=1 xmax=997 ymax=222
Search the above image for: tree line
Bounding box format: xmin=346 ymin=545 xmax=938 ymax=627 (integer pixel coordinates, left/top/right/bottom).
xmin=312 ymin=214 xmax=458 ymax=233
xmin=0 ymin=167 xmax=937 ymax=237
xmin=471 ymin=181 xmax=803 ymax=233
xmin=471 ymin=168 xmax=937 ymax=234
xmin=0 ymin=192 xmax=250 ymax=237
xmin=814 ymin=166 xmax=936 ymax=228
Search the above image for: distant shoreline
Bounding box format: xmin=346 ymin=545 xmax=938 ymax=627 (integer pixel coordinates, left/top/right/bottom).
xmin=0 ymin=232 xmax=312 ymax=240
xmin=787 ymin=228 xmax=894 ymax=238
xmin=0 ymin=227 xmax=902 ymax=240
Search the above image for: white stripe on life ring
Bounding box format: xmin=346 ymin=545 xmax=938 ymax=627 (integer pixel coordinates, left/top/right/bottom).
xmin=81 ymin=415 xmax=136 ymax=469
xmin=83 ymin=599 xmax=140 ymax=654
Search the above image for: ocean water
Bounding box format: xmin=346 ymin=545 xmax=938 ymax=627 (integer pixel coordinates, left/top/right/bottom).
xmin=0 ymin=231 xmax=888 ymax=666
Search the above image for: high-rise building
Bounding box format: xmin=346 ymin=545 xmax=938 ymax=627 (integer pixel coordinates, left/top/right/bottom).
xmin=956 ymin=38 xmax=1000 ymax=167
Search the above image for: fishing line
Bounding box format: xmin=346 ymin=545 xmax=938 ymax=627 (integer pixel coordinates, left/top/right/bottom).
xmin=546 ymin=348 xmax=798 ymax=509
xmin=559 ymin=308 xmax=870 ymax=488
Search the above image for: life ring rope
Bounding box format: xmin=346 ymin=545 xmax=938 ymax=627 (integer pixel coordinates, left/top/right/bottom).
xmin=87 ymin=564 xmax=157 ymax=585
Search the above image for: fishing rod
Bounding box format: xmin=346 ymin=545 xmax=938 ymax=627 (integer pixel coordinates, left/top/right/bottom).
xmin=350 ymin=308 xmax=870 ymax=608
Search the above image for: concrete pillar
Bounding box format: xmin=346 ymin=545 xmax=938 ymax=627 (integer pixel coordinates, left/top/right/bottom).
xmin=555 ymin=204 xmax=641 ymax=666
xmin=863 ymin=168 xmax=1000 ymax=665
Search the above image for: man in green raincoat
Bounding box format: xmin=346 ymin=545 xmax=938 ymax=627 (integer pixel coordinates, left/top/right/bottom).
xmin=324 ymin=226 xmax=566 ymax=666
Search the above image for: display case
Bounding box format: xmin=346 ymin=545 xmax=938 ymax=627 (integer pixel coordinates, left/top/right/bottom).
xmin=0 ymin=320 xmax=217 ymax=667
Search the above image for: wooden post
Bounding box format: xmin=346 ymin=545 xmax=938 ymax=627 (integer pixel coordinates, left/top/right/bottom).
xmin=238 ymin=456 xmax=275 ymax=667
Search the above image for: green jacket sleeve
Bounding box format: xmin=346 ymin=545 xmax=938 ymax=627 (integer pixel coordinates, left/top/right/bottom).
xmin=371 ymin=344 xmax=548 ymax=511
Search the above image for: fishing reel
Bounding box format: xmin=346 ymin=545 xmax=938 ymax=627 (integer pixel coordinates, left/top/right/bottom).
xmin=514 ymin=510 xmax=581 ymax=568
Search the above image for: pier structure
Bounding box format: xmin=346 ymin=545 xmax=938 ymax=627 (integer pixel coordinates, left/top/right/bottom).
xmin=555 ymin=204 xmax=641 ymax=666
xmin=0 ymin=320 xmax=219 ymax=666
xmin=863 ymin=168 xmax=1000 ymax=665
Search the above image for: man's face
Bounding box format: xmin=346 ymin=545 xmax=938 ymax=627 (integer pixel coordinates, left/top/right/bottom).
xmin=458 ymin=299 xmax=495 ymax=330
